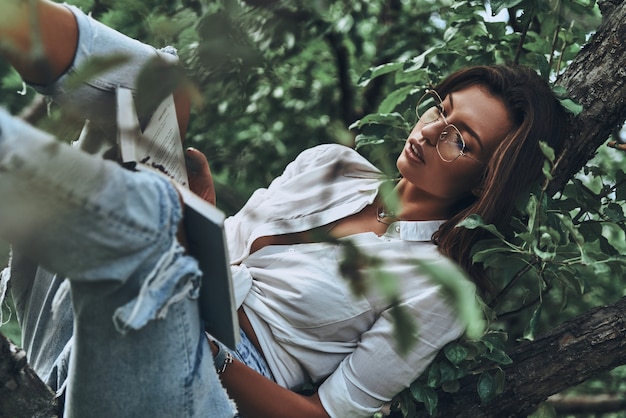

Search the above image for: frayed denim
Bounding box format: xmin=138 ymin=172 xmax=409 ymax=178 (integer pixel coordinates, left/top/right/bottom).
xmin=0 ymin=108 xmax=236 ymax=417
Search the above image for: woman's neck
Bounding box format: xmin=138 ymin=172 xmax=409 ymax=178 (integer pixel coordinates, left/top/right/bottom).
xmin=392 ymin=179 xmax=461 ymax=221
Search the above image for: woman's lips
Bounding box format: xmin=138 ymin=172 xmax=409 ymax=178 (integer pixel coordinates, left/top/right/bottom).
xmin=405 ymin=139 xmax=425 ymax=164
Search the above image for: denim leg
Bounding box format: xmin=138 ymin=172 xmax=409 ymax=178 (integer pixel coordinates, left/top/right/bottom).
xmin=0 ymin=110 xmax=236 ymax=417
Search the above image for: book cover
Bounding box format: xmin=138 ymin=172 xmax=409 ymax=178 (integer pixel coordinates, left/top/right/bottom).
xmin=116 ymin=87 xmax=239 ymax=349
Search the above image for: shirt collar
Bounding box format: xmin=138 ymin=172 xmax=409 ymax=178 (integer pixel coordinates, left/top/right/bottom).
xmin=384 ymin=220 xmax=445 ymax=241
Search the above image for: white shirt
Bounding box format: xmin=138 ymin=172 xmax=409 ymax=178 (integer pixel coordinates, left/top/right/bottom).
xmin=225 ymin=144 xmax=469 ymax=418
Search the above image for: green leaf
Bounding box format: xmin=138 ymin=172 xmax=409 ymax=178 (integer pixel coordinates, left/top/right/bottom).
xmin=427 ymin=362 xmax=441 ymax=387
xmin=65 ymin=54 xmax=131 ymax=91
xmin=523 ymin=304 xmax=543 ymax=341
xmin=604 ymin=203 xmax=626 ymax=222
xmin=350 ymin=112 xmax=408 ymax=130
xmin=438 ymin=359 xmax=465 ymax=383
xmin=483 ymin=347 xmax=513 ymax=365
xmin=528 ymin=402 xmax=557 ymax=418
xmin=135 ymin=57 xmax=190 ymax=117
xmin=358 ymin=62 xmax=403 ymax=87
xmin=390 ymin=303 xmax=418 ymax=355
xmin=403 ymin=46 xmax=439 ymax=72
xmin=490 ymin=0 xmax=524 ymax=16
xmin=444 ymin=343 xmax=469 ymax=365
xmin=472 ymin=244 xmax=515 ymax=264
xmin=559 ymin=98 xmax=584 ymax=115
xmin=443 ymin=27 xmax=459 ymax=43
xmin=354 ymin=134 xmax=385 ymax=148
xmin=378 ymin=85 xmax=421 ymax=114
xmin=441 ymin=379 xmax=461 ymax=393
xmin=410 ymin=383 xmax=438 ymax=416
xmin=477 ymin=371 xmax=497 ymax=404
xmin=481 ymin=331 xmax=508 ymax=352
xmin=526 ymin=194 xmax=539 ymax=232
xmin=413 ymin=259 xmax=486 ymax=339
xmin=456 ymin=214 xmax=505 ymax=240
xmin=539 ymin=141 xmax=555 ymax=163
xmin=536 ymin=54 xmax=551 ymax=80
xmin=494 ymin=368 xmax=505 ymax=395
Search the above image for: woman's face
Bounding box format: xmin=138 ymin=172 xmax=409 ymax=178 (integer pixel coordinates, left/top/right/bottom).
xmin=396 ymin=84 xmax=514 ymax=204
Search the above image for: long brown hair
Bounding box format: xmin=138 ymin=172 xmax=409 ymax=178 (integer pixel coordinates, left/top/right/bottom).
xmin=431 ymin=65 xmax=568 ymax=295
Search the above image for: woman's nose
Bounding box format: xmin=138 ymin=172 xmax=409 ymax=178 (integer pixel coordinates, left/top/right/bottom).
xmin=419 ymin=121 xmax=442 ymax=146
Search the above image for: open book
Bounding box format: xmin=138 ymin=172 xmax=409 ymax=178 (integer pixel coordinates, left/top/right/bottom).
xmin=116 ymin=87 xmax=239 ymax=349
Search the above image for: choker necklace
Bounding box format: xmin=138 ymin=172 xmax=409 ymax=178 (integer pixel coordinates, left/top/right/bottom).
xmin=376 ymin=205 xmax=402 ymax=225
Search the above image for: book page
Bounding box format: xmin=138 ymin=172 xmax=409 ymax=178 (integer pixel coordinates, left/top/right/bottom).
xmin=139 ymin=94 xmax=189 ymax=187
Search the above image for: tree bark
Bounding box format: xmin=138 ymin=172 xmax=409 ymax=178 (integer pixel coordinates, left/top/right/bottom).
xmin=550 ymin=0 xmax=626 ymax=195
xmin=0 ymin=333 xmax=59 ymax=417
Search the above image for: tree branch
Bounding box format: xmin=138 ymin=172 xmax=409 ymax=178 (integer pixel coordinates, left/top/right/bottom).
xmin=550 ymin=0 xmax=626 ymax=195
xmin=0 ymin=333 xmax=59 ymax=417
xmin=434 ymin=296 xmax=626 ymax=417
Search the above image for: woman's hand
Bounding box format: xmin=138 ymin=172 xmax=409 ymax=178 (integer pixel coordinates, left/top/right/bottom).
xmin=186 ymin=147 xmax=216 ymax=205
xmin=607 ymin=141 xmax=626 ymax=152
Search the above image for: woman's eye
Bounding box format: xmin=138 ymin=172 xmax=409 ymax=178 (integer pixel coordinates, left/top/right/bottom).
xmin=451 ymin=134 xmax=464 ymax=150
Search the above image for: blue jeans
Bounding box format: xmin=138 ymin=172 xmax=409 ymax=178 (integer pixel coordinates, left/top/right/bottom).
xmin=0 ymin=6 xmax=239 ymax=418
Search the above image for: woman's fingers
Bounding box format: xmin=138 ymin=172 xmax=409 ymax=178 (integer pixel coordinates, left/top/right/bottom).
xmin=185 ymin=147 xmax=216 ymax=205
xmin=607 ymin=141 xmax=626 ymax=152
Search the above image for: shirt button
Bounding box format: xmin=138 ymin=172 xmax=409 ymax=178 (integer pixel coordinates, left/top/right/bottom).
xmin=395 ymin=225 xmax=401 ymax=233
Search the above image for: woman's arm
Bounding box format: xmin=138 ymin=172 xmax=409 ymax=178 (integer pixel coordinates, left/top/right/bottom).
xmin=209 ymin=341 xmax=330 ymax=418
xmin=0 ymin=0 xmax=191 ymax=138
xmin=0 ymin=0 xmax=77 ymax=84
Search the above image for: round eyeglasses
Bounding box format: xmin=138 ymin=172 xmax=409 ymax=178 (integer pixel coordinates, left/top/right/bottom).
xmin=416 ymin=89 xmax=485 ymax=164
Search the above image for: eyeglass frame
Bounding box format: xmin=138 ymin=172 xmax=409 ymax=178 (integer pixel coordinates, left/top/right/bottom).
xmin=415 ymin=89 xmax=486 ymax=165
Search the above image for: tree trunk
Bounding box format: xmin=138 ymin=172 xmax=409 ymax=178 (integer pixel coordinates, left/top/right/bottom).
xmin=549 ymin=0 xmax=626 ymax=195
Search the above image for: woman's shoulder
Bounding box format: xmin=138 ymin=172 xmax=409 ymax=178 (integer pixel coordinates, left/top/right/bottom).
xmin=292 ymin=143 xmax=380 ymax=174
xmin=297 ymin=143 xmax=360 ymax=160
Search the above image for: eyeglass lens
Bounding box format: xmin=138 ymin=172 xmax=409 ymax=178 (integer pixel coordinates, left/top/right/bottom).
xmin=416 ymin=91 xmax=465 ymax=162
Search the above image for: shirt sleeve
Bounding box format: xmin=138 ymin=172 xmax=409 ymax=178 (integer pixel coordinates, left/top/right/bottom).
xmin=317 ymin=283 xmax=465 ymax=418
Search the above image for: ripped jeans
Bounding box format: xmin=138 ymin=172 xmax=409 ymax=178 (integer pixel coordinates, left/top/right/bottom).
xmin=0 ymin=5 xmax=238 ymax=418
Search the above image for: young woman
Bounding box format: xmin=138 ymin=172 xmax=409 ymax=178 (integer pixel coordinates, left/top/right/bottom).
xmin=0 ymin=1 xmax=567 ymax=417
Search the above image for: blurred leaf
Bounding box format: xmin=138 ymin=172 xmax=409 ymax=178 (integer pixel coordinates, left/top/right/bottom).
xmin=393 ymin=308 xmax=418 ymax=355
xmin=135 ymin=57 xmax=191 ymax=117
xmin=414 ymin=259 xmax=486 ymax=339
xmin=64 ymin=54 xmax=131 ymax=91
xmin=457 ymin=214 xmax=506 ymax=240
xmin=528 ymin=402 xmax=557 ymax=418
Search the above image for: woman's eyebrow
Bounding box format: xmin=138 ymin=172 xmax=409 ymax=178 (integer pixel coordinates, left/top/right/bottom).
xmin=448 ymin=93 xmax=484 ymax=150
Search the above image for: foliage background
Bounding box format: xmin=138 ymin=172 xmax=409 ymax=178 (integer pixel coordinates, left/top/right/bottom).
xmin=1 ymin=0 xmax=626 ymax=416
